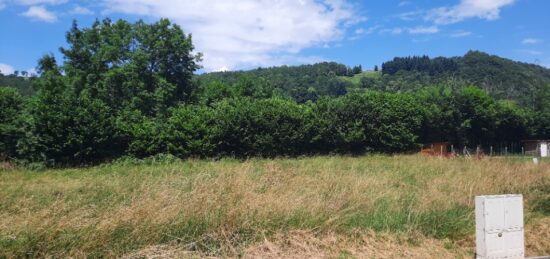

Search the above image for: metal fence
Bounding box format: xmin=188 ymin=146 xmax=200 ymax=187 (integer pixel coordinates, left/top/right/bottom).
xmin=445 ymin=142 xmax=539 ymax=157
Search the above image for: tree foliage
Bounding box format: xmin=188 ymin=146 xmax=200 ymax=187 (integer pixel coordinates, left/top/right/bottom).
xmin=0 ymin=88 xmax=25 ymax=159
xmin=415 ymin=86 xmax=533 ymax=148
xmin=0 ymin=74 xmax=35 ymax=96
xmin=211 ymin=98 xmax=314 ymax=157
xmin=61 ymin=18 xmax=200 ymax=116
xmin=196 ymin=62 xmax=356 ymax=103
xmin=380 ymin=51 xmax=550 ymax=107
xmin=14 ymin=19 xmax=201 ymax=165
xmin=312 ymin=92 xmax=424 ymax=153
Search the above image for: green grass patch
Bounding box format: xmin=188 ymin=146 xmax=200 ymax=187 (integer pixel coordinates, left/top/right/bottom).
xmin=339 ymin=71 xmax=381 ymax=85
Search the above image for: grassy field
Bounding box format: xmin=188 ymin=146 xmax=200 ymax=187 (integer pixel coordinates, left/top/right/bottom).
xmin=339 ymin=71 xmax=381 ymax=85
xmin=0 ymin=155 xmax=549 ymax=258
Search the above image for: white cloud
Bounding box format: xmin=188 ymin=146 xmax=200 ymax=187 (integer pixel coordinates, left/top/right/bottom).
xmin=379 ymin=26 xmax=439 ymax=35
xmin=451 ymin=30 xmax=472 ymax=38
xmin=0 ymin=63 xmax=15 ymax=75
xmin=16 ymin=0 xmax=67 ymax=5
xmin=398 ymin=1 xmax=411 ymax=7
xmin=519 ymin=49 xmax=542 ymax=56
xmin=380 ymin=27 xmax=404 ymax=35
xmin=25 ymin=68 xmax=37 ymax=76
xmin=21 ymin=5 xmax=57 ymax=22
xmin=101 ymin=0 xmax=361 ymax=71
xmin=522 ymin=38 xmax=541 ymax=45
xmin=349 ymin=25 xmax=381 ymax=40
xmin=428 ymin=0 xmax=515 ymax=25
xmin=68 ymin=5 xmax=93 ymax=15
xmin=407 ymin=26 xmax=439 ymax=34
xmin=397 ymin=10 xmax=423 ymax=21
xmin=1 ymin=0 xmax=66 ymax=11
xmin=0 ymin=64 xmax=37 ymax=76
xmin=354 ymin=28 xmax=365 ymax=35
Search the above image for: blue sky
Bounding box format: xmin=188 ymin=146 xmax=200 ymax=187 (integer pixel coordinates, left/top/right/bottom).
xmin=0 ymin=0 xmax=549 ymax=74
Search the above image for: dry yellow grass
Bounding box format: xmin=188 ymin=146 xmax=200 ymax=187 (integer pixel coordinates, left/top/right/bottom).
xmin=0 ymin=155 xmax=548 ymax=258
xmin=125 ymin=230 xmax=471 ymax=259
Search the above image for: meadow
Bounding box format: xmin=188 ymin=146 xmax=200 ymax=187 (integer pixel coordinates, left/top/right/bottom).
xmin=0 ymin=155 xmax=549 ymax=258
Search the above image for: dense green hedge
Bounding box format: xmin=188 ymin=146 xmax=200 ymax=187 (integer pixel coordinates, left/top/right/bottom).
xmin=101 ymin=94 xmax=426 ymax=160
xmin=211 ymin=98 xmax=314 ymax=157
xmin=0 ymin=88 xmax=25 ymax=159
xmin=2 ymin=85 xmax=541 ymax=166
xmin=312 ymin=93 xmax=424 ymax=153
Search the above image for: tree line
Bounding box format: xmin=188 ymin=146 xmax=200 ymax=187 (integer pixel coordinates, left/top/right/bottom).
xmin=198 ymin=62 xmax=362 ymax=103
xmin=378 ymin=52 xmax=550 ymax=107
xmin=0 ymin=73 xmax=35 ymax=96
xmin=0 ymin=18 xmax=549 ymax=166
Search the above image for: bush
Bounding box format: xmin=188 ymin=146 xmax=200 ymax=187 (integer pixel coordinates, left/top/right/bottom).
xmin=312 ymin=92 xmax=424 ymax=153
xmin=212 ymin=97 xmax=314 ymax=157
xmin=19 ymin=94 xmax=119 ymax=165
xmin=0 ymin=87 xmax=25 ymax=159
xmin=17 ymin=67 xmax=120 ymax=165
xmin=115 ymin=110 xmax=169 ymax=158
xmin=167 ymin=105 xmax=218 ymax=157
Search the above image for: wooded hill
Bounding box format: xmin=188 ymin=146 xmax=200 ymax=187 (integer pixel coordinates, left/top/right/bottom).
xmin=195 ymin=62 xmax=359 ymax=103
xmin=379 ymin=51 xmax=550 ymax=108
xmin=0 ymin=73 xmax=34 ymax=96
xmin=197 ymin=51 xmax=550 ymax=107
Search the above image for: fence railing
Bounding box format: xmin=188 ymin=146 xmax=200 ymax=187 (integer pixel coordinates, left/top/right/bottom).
xmin=424 ymin=141 xmax=545 ymax=157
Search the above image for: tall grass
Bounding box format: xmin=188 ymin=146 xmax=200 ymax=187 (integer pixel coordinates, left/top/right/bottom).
xmin=0 ymin=155 xmax=548 ymax=257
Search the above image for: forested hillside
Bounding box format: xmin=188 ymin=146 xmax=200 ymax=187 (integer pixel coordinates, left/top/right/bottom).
xmin=196 ymin=62 xmax=361 ymax=103
xmin=197 ymin=51 xmax=550 ymax=107
xmin=0 ymin=73 xmax=34 ymax=96
xmin=379 ymin=51 xmax=550 ymax=107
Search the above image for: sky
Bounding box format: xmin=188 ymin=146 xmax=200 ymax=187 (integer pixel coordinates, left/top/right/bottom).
xmin=0 ymin=0 xmax=549 ymax=74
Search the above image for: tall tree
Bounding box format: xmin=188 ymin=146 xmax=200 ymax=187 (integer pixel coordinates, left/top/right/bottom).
xmin=61 ymin=18 xmax=201 ymax=116
xmin=18 ymin=19 xmax=202 ymax=165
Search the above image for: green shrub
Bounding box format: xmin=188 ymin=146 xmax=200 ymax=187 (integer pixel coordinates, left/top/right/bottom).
xmin=17 ymin=63 xmax=120 ymax=165
xmin=212 ymin=97 xmax=314 ymax=157
xmin=0 ymin=87 xmax=25 ymax=159
xmin=115 ymin=110 xmax=169 ymax=158
xmin=312 ymin=92 xmax=424 ymax=153
xmin=167 ymin=105 xmax=218 ymax=157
